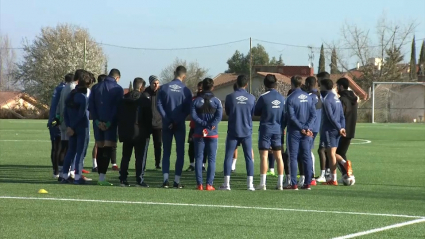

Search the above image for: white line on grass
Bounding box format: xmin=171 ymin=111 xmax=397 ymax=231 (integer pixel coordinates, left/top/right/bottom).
xmin=333 ymin=218 xmax=425 ymax=239
xmin=350 ymin=139 xmax=372 ymax=145
xmin=0 ymin=196 xmax=422 ymax=219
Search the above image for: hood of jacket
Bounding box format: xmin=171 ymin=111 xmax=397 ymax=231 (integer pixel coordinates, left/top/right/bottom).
xmin=144 ymin=86 xmax=158 ymax=96
xmin=339 ymin=90 xmax=358 ymax=105
xmin=123 ymin=90 xmax=141 ymax=103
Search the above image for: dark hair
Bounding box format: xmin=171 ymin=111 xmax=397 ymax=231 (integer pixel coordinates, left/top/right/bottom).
xmin=133 ymin=77 xmax=146 ymax=90
xmin=316 ymin=71 xmax=330 ymax=79
xmin=305 ymin=76 xmax=317 ymax=88
xmin=236 ymin=75 xmax=248 ymax=88
xmin=74 ymin=69 xmax=85 ymax=82
xmin=88 ymin=72 xmax=95 ymax=85
xmin=320 ymin=79 xmax=334 ymax=90
xmin=336 ymin=77 xmax=349 ymax=90
xmin=291 ymin=75 xmax=303 ymax=87
xmin=65 ymin=73 xmax=74 ymax=83
xmin=233 ymin=83 xmax=238 ymax=91
xmin=77 ymin=71 xmax=92 ymax=88
xmin=264 ymin=74 xmax=277 ymax=88
xmin=175 ymin=66 xmax=187 ymax=77
xmin=197 ymin=81 xmax=203 ymax=87
xmin=287 ymin=89 xmax=294 ymax=96
xmin=109 ymin=68 xmax=121 ymax=78
xmin=202 ymin=78 xmax=214 ymax=91
xmin=97 ymin=74 xmax=107 ymax=83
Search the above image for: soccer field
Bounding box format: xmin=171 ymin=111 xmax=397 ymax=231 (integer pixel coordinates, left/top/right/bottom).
xmin=0 ymin=120 xmax=424 ymax=239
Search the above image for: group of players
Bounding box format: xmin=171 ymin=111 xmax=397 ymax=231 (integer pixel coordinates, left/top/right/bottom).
xmin=47 ymin=66 xmax=357 ymax=190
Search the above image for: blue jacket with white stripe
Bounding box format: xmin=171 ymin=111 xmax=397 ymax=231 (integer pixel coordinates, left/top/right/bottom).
xmin=321 ymin=90 xmax=345 ymax=132
xmin=254 ymin=89 xmax=286 ymax=134
xmin=225 ymin=88 xmax=255 ymax=138
xmin=285 ymin=88 xmax=316 ymax=132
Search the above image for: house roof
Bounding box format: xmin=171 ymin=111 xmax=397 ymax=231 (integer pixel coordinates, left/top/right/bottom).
xmin=329 ymin=74 xmax=368 ymax=100
xmin=256 ymin=72 xmax=292 ymax=84
xmin=213 ymin=73 xmax=239 ymax=89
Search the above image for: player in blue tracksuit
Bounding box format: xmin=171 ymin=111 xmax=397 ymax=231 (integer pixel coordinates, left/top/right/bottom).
xmin=89 ymin=69 xmax=124 ymax=186
xmin=286 ymin=75 xmax=316 ymax=190
xmin=191 ymin=78 xmax=222 ymax=190
xmin=61 ymin=71 xmax=92 ymax=184
xmin=254 ymin=74 xmax=286 ymax=190
xmin=220 ymin=75 xmax=255 ymax=191
xmin=319 ymin=79 xmax=346 ymax=185
xmin=47 ymin=76 xmax=68 ymax=178
xmin=157 ymin=66 xmax=192 ymax=189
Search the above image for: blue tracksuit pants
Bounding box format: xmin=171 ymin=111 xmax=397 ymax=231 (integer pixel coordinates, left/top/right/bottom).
xmin=224 ymin=135 xmax=254 ymax=177
xmin=162 ymin=123 xmax=186 ymax=177
xmin=62 ymin=128 xmax=89 ymax=176
xmin=287 ymin=130 xmax=313 ymax=186
xmin=194 ymin=137 xmax=218 ymax=185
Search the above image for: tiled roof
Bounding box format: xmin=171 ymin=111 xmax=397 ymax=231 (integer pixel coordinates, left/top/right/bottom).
xmin=256 ymin=72 xmax=292 ymax=84
xmin=213 ymin=73 xmax=239 ymax=89
xmin=328 ymin=74 xmax=367 ymax=100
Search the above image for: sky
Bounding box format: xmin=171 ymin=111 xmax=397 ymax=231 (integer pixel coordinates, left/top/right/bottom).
xmin=1 ymin=0 xmax=425 ymax=88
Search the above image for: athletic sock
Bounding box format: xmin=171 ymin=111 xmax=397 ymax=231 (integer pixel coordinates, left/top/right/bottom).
xmin=163 ymin=173 xmax=169 ymax=182
xmin=99 ymin=173 xmax=105 ymax=182
xmin=93 ymin=158 xmax=97 ymax=168
xmin=269 ymin=168 xmax=275 ymax=174
xmin=190 ymin=163 xmax=194 ymax=167
xmin=277 ymin=175 xmax=283 ymax=187
xmin=224 ymin=176 xmax=230 ymax=186
xmin=247 ymin=176 xmax=253 ymax=188
xmin=174 ymin=175 xmax=181 ymax=184
xmin=202 ymin=163 xmax=205 ymax=168
xmin=320 ymin=170 xmax=325 ymax=177
xmin=332 ymin=174 xmax=337 ymax=181
xmin=112 ymin=163 xmax=117 ymax=167
xmin=311 ymin=152 xmax=315 ymax=173
xmin=340 ymin=159 xmax=347 ymax=165
xmin=58 ymin=166 xmax=63 ymax=178
xmin=260 ymin=174 xmax=266 ymax=186
xmin=231 ymin=159 xmax=237 ymax=170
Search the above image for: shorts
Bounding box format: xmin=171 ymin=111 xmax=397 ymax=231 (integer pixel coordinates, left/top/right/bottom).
xmin=60 ymin=128 xmax=69 ymax=141
xmin=320 ymin=129 xmax=340 ymax=148
xmin=258 ymin=132 xmax=282 ymax=151
xmin=49 ymin=126 xmax=60 ymax=141
xmin=95 ymin=125 xmax=118 ymax=147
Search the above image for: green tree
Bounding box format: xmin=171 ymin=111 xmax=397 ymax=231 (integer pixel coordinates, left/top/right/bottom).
xmin=226 ymin=44 xmax=270 ymax=74
xmin=128 ymin=81 xmax=133 ymax=92
xmin=16 ymin=23 xmax=106 ymax=105
xmin=226 ymin=50 xmax=247 ymax=73
xmin=276 ymin=55 xmax=284 ymax=66
xmin=269 ymin=56 xmax=277 ymax=65
xmin=410 ymin=36 xmax=417 ymax=80
xmin=418 ymin=40 xmax=425 ymax=70
xmin=318 ymin=44 xmax=325 ymax=73
xmin=330 ymin=48 xmax=339 ymax=74
xmin=383 ymin=46 xmax=405 ymax=82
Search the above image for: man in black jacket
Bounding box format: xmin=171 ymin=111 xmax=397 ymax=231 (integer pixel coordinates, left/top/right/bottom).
xmin=143 ymin=75 xmax=162 ymax=169
xmin=335 ymin=78 xmax=356 ymax=177
xmin=118 ymin=77 xmax=152 ymax=187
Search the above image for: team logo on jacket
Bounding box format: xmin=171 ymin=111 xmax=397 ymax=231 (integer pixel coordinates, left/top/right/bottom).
xmin=271 ymin=100 xmax=281 ymax=108
xmin=169 ymin=84 xmax=182 ymax=92
xmin=298 ymin=94 xmax=308 ymax=103
xmin=236 ymin=96 xmax=248 ymax=104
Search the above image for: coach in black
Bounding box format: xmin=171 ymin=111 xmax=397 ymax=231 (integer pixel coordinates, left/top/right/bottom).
xmin=144 ymin=75 xmax=162 ymax=169
xmin=336 ymin=77 xmax=357 ymax=176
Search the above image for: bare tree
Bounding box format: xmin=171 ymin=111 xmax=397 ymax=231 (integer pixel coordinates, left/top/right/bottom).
xmin=253 ymin=81 xmax=291 ymax=100
xmin=160 ymin=58 xmax=209 ymax=92
xmin=0 ymin=34 xmax=17 ymax=91
xmin=325 ymin=14 xmax=416 ymax=89
xmin=15 ymin=24 xmax=106 ymax=105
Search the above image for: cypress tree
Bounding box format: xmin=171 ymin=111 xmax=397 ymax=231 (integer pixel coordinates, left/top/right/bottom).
xmin=419 ymin=40 xmax=425 ymax=67
xmin=128 ymin=81 xmax=133 ymax=92
xmin=330 ymin=48 xmax=338 ymax=74
xmin=410 ymin=36 xmax=417 ymax=80
xmin=318 ymin=44 xmax=325 ymax=73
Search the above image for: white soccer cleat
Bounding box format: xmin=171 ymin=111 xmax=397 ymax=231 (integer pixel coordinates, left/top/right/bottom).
xmin=275 ymin=185 xmax=283 ymax=190
xmin=219 ymin=184 xmax=231 ymax=191
xmin=316 ymin=176 xmax=326 ymax=183
xmin=247 ymin=186 xmax=255 ymax=191
xmin=53 ymin=174 xmax=59 ymax=179
xmin=256 ymin=184 xmax=266 ymax=190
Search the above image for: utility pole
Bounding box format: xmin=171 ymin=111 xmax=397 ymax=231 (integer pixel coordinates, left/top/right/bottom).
xmin=83 ymin=39 xmax=87 ymax=69
xmin=308 ymin=46 xmax=314 ymax=71
xmin=249 ymin=37 xmax=252 ymax=93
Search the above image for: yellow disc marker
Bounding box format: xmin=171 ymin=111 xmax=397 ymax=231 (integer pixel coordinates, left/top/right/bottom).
xmin=38 ymin=189 xmax=48 ymax=194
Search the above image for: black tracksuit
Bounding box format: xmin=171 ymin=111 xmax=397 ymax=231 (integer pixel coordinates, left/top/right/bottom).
xmin=117 ymin=90 xmax=152 ymax=182
xmin=143 ymin=87 xmax=162 ymax=167
xmin=337 ymin=90 xmax=358 ymax=175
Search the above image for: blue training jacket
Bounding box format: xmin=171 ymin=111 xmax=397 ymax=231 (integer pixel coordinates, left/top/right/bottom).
xmin=157 ymin=79 xmax=192 ymax=126
xmin=191 ymin=92 xmax=223 ymax=137
xmin=64 ymin=89 xmax=89 ymax=132
xmin=48 ymin=82 xmax=65 ymax=125
xmin=286 ymin=88 xmax=316 ymax=132
xmin=225 ymin=88 xmax=255 ymax=138
xmin=309 ymin=89 xmax=322 ymax=133
xmin=321 ymin=90 xmax=345 ymax=131
xmin=89 ymin=76 xmax=124 ymax=125
xmin=254 ymin=89 xmax=286 ymax=134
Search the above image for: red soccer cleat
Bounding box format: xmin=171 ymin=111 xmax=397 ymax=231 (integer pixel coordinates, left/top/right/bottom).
xmin=310 ymin=179 xmax=317 ymax=186
xmin=197 ymin=185 xmax=204 ymax=191
xmin=345 ymin=160 xmax=353 ymax=177
xmin=206 ymin=185 xmax=215 ymax=191
xmin=322 ymin=180 xmax=338 ymax=186
xmin=112 ymin=165 xmax=119 ymax=171
xmin=82 ymin=169 xmax=90 ymax=174
xmin=301 ymin=184 xmax=311 ymax=190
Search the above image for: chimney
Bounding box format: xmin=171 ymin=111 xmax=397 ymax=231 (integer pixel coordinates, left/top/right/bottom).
xmin=356 ymin=62 xmax=360 ymax=70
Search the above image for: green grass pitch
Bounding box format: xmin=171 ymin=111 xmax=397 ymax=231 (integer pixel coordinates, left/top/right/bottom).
xmin=0 ymin=120 xmax=424 ymax=238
